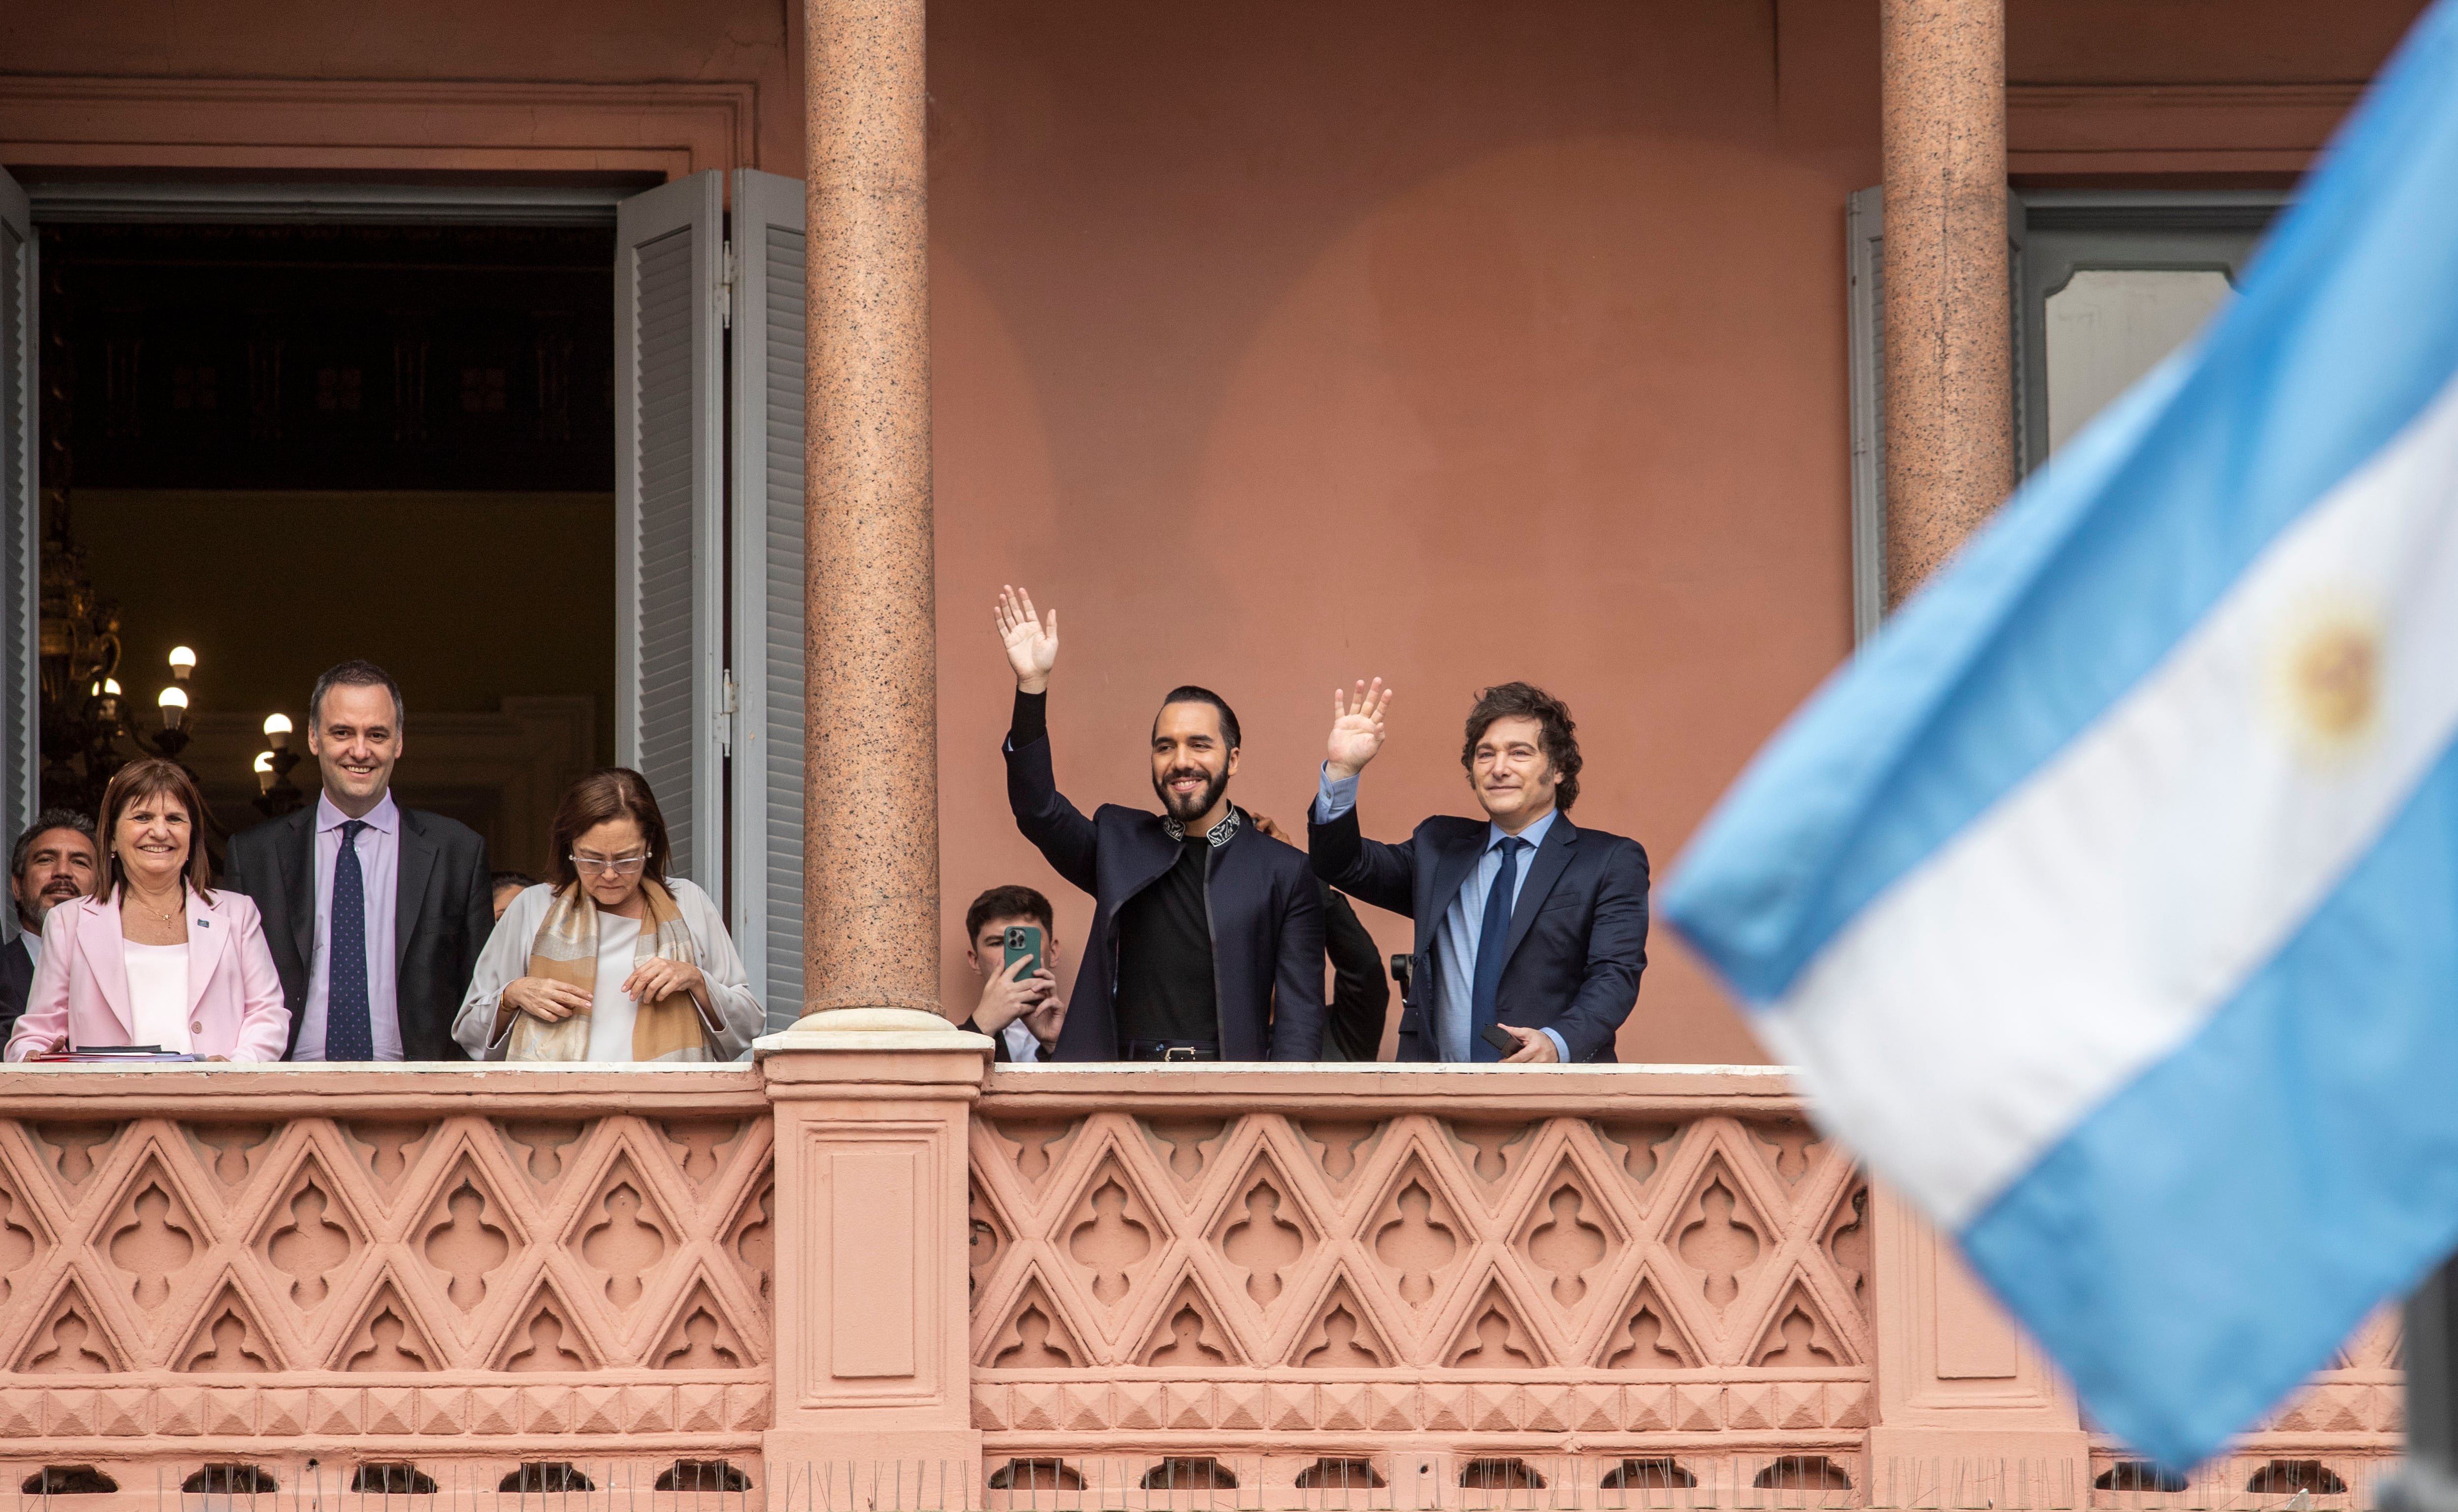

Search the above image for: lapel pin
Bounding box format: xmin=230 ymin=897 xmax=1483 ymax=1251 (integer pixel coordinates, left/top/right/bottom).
xmin=194 ymin=919 xmax=210 ymax=928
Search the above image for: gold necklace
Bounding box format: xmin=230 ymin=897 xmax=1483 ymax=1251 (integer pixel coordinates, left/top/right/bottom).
xmin=128 ymin=887 xmax=179 ymax=924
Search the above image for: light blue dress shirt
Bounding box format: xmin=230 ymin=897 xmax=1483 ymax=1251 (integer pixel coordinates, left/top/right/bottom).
xmin=1315 ymin=768 xmax=1569 ymax=1063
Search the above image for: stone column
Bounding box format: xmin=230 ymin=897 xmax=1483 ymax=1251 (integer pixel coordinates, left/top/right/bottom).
xmin=802 ymin=0 xmax=943 ymax=1023
xmin=1881 ymin=0 xmax=2013 ymax=603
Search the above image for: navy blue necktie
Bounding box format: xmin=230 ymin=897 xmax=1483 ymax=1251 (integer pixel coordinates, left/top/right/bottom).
xmin=1468 ymin=836 xmax=1527 ymax=1063
xmin=327 ymin=819 xmax=374 ymax=1062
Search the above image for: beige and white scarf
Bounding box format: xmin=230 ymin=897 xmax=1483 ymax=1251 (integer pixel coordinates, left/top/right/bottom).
xmin=503 ymin=879 xmax=714 ymax=1062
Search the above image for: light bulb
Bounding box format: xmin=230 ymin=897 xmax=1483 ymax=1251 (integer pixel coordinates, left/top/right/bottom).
xmin=168 ymin=646 xmax=197 ymax=681
xmin=100 ymin=678 xmax=121 ymax=696
xmin=157 ymin=685 xmax=188 ymax=730
xmin=263 ymin=712 xmax=293 ymax=750
xmin=254 ymin=752 xmax=276 ymax=792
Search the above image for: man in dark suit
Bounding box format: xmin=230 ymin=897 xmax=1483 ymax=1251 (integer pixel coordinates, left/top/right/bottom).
xmin=1308 ymin=679 xmax=1648 ymax=1063
xmin=223 ymin=660 xmax=494 ymax=1062
xmin=995 ymin=586 xmax=1324 ymax=1061
xmin=0 ymin=811 xmax=100 ymax=1039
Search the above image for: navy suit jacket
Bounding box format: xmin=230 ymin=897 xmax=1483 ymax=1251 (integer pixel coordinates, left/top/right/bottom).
xmin=223 ymin=804 xmax=492 ymax=1062
xmin=1006 ymin=734 xmax=1325 ymax=1061
xmin=1307 ymin=803 xmax=1648 ymax=1063
xmin=0 ymin=934 xmax=33 ymax=1046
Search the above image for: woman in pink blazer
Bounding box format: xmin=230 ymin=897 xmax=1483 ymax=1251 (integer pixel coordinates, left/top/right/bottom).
xmin=6 ymin=759 xmax=290 ymax=1063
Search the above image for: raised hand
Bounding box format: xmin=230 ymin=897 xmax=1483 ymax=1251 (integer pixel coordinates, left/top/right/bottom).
xmin=1325 ymin=678 xmax=1393 ymax=780
xmin=995 ymin=585 xmax=1060 ymax=692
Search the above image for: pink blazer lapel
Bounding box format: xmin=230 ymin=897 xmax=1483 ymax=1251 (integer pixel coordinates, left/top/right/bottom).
xmin=75 ymin=898 xmax=135 ymax=1042
xmin=185 ymin=890 xmax=226 ymax=1018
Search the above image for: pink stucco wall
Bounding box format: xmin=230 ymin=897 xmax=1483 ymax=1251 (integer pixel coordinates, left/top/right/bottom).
xmin=0 ymin=0 xmax=2434 ymax=1062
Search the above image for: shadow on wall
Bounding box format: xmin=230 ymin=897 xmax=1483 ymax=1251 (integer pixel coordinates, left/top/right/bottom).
xmin=932 ymin=136 xmax=1846 ymax=1064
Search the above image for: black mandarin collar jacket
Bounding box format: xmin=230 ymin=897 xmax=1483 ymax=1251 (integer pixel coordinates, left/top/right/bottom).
xmin=1004 ymin=733 xmax=1325 ymax=1061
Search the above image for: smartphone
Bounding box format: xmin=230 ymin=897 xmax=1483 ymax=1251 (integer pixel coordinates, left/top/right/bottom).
xmin=1479 ymin=1022 xmax=1521 ymax=1055
xmin=1002 ymin=924 xmax=1044 ymax=981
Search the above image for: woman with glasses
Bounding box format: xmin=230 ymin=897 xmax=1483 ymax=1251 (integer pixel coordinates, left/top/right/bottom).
xmin=455 ymin=767 xmax=761 ymax=1061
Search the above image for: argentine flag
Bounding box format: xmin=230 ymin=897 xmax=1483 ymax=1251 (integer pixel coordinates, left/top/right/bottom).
xmin=1665 ymin=0 xmax=2458 ymax=1472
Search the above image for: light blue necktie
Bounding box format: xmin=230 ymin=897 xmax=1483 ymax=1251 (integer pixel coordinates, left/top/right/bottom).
xmin=326 ymin=820 xmax=373 ymax=1062
xmin=1468 ymin=836 xmax=1526 ymax=1063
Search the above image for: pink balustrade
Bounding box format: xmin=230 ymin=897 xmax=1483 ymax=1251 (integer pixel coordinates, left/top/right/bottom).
xmin=0 ymin=1047 xmax=2400 ymax=1511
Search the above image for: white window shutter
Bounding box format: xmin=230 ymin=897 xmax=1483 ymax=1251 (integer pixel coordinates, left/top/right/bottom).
xmin=727 ymin=169 xmax=808 ymax=1030
xmin=615 ymin=173 xmax=726 ymax=894
xmin=0 ymin=168 xmax=36 ymax=901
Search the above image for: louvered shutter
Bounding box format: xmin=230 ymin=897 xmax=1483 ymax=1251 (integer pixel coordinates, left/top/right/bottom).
xmin=615 ymin=173 xmax=726 ymax=894
xmin=0 ymin=169 xmax=36 ymax=918
xmin=728 ymin=169 xmax=808 ymax=1029
xmin=1845 ymin=187 xmax=1885 ymax=645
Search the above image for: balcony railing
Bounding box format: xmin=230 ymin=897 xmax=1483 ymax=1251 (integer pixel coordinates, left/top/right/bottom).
xmin=0 ymin=1051 xmax=2400 ymax=1509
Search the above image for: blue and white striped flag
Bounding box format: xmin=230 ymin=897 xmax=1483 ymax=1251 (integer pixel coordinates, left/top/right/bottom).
xmin=1664 ymin=0 xmax=2458 ymax=1471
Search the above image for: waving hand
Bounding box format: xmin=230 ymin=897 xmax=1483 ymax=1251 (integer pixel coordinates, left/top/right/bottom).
xmin=1325 ymin=678 xmax=1394 ymax=779
xmin=996 ymin=585 xmax=1060 ymax=693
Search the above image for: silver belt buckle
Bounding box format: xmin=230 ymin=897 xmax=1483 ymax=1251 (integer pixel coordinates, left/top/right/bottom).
xmin=1164 ymin=1046 xmax=1198 ymax=1062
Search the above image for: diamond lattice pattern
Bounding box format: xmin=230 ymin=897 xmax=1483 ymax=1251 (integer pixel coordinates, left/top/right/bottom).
xmin=0 ymin=1112 xmax=774 ymax=1440
xmin=970 ymin=1111 xmax=1872 ymax=1378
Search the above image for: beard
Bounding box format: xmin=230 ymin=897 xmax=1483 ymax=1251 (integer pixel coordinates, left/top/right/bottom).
xmin=1153 ymin=762 xmax=1229 ymax=824
xmin=22 ymin=881 xmax=79 ymax=931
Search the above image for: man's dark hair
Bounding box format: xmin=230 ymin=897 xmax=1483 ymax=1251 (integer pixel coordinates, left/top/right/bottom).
xmin=310 ymin=659 xmax=406 ymax=728
xmin=491 ymin=870 xmax=541 ymax=893
xmin=1462 ymin=682 xmax=1583 ymax=811
xmin=11 ymin=809 xmax=96 ymax=880
xmin=1156 ymin=685 xmax=1242 ymax=750
xmin=966 ymin=885 xmax=1055 ymax=944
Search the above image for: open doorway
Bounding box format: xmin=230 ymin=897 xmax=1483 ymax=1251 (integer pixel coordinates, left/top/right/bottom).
xmin=36 ymin=220 xmax=617 ymax=875
xmin=2 ymin=170 xmax=808 ymax=1023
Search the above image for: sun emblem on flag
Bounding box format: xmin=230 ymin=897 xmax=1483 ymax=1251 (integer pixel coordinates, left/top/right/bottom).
xmin=2272 ymin=597 xmax=2384 ymax=760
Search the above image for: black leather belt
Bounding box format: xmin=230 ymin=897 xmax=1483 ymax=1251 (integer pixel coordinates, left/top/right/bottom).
xmin=1122 ymin=1040 xmax=1221 ymax=1062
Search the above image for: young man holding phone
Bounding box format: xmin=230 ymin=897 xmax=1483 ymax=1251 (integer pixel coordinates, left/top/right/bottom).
xmin=959 ymin=885 xmax=1065 ymax=1061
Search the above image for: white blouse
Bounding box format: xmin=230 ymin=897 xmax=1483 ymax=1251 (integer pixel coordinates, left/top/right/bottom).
xmin=121 ymin=940 xmax=193 ymax=1054
xmin=453 ymin=877 xmax=764 ymax=1062
xmin=583 ymin=915 xmax=644 ymax=1063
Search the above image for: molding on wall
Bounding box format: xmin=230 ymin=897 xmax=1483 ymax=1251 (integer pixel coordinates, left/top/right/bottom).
xmin=2008 ymin=82 xmax=2363 ymax=177
xmin=0 ymin=75 xmax=758 ymax=179
xmin=27 ymin=181 xmax=629 ymax=224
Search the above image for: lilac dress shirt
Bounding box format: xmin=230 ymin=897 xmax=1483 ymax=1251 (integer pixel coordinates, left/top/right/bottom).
xmin=292 ymin=791 xmax=404 ymax=1061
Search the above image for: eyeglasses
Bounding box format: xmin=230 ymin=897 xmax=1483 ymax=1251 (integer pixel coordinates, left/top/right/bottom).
xmin=571 ymin=852 xmax=651 ymax=875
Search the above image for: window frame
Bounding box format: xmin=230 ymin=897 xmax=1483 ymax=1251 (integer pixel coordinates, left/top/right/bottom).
xmin=1847 ymin=187 xmax=2288 ymax=641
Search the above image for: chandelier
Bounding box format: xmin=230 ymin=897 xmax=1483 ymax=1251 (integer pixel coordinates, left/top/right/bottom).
xmin=36 ymin=499 xmax=305 ymax=821
xmin=36 ymin=497 xmax=143 ymax=817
